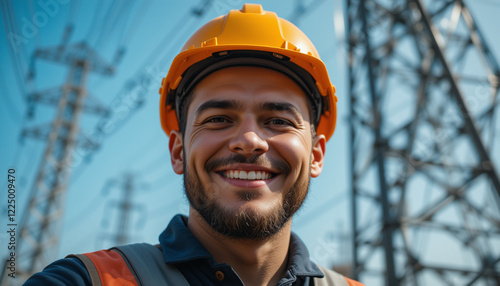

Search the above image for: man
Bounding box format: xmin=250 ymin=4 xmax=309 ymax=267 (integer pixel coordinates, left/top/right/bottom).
xmin=25 ymin=4 xmax=363 ymax=286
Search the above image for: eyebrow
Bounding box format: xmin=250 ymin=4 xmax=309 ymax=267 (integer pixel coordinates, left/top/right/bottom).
xmin=260 ymin=102 xmax=304 ymax=119
xmin=195 ymin=99 xmax=241 ymax=116
xmin=194 ymin=100 xmax=304 ymax=119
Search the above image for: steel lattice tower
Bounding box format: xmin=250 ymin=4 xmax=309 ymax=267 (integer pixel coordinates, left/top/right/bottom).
xmin=347 ymin=0 xmax=500 ymax=285
xmin=111 ymin=173 xmax=136 ymax=246
xmin=1 ymin=42 xmax=113 ymax=284
xmin=99 ymin=172 xmax=145 ymax=247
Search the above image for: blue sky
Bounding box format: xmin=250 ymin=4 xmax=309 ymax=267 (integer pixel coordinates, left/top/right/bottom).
xmin=1 ymin=0 xmax=499 ymax=284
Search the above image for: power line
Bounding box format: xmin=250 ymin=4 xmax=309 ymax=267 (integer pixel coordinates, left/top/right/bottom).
xmin=148 ymin=191 xmax=186 ymax=220
xmin=135 ymin=149 xmax=172 ymax=177
xmin=293 ymin=192 xmax=347 ymax=230
xmin=4 ymin=0 xmax=30 ymax=64
xmin=66 ymin=0 xmax=78 ymax=26
xmin=145 ymin=171 xmax=180 ymax=193
xmin=118 ymin=1 xmax=152 ymax=48
xmin=64 ymin=192 xmax=105 ymax=232
xmin=43 ymin=0 xmax=211 ymax=206
xmin=85 ymin=0 xmax=113 ymax=42
xmin=475 ymin=0 xmax=500 ymax=7
xmin=0 ymin=76 xmax=22 ymax=124
xmin=93 ymin=0 xmax=130 ymax=49
xmin=1 ymin=1 xmax=29 ymax=102
xmin=80 ymin=0 xmax=215 ymax=164
xmin=288 ymin=0 xmax=327 ymax=24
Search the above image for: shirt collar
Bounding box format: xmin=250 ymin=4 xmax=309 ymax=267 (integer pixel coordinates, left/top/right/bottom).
xmin=159 ymin=214 xmax=214 ymax=263
xmin=287 ymin=232 xmax=324 ymax=278
xmin=159 ymin=214 xmax=324 ymax=278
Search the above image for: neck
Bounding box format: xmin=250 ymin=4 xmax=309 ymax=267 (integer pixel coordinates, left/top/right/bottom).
xmin=188 ymin=208 xmax=292 ymax=286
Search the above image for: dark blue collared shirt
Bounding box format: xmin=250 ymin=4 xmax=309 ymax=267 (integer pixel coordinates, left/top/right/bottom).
xmin=161 ymin=215 xmax=324 ymax=285
xmin=24 ymin=214 xmax=324 ymax=285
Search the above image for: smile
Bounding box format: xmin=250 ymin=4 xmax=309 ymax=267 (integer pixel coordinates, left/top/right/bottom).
xmin=219 ymin=170 xmax=274 ymax=180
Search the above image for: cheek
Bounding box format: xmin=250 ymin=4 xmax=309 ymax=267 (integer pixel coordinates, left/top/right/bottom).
xmin=186 ymin=131 xmax=229 ymax=174
xmin=272 ymin=135 xmax=311 ymax=174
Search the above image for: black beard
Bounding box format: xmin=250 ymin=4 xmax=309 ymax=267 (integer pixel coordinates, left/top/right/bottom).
xmin=183 ymin=154 xmax=310 ymax=240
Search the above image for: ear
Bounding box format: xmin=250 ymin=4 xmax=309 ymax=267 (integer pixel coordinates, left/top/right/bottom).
xmin=310 ymin=134 xmax=326 ymax=178
xmin=169 ymin=130 xmax=184 ymax=175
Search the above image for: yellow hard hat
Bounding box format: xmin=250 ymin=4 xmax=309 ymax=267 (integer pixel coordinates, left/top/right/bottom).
xmin=159 ymin=3 xmax=337 ymax=141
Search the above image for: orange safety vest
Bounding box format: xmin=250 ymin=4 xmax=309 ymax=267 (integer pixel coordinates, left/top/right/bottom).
xmin=70 ymin=243 xmax=364 ymax=286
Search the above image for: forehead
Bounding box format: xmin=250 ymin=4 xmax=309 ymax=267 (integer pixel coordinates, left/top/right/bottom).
xmin=187 ymin=66 xmax=311 ymax=117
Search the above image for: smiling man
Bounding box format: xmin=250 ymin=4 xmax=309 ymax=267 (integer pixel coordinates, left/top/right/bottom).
xmin=24 ymin=4 xmax=363 ymax=286
xmin=175 ymin=67 xmax=320 ymax=243
xmin=166 ymin=66 xmax=325 ymax=286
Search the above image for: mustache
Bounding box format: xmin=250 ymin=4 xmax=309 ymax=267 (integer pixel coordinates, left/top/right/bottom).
xmin=205 ymin=154 xmax=291 ymax=176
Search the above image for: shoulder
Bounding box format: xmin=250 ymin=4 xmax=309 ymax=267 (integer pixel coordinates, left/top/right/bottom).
xmin=314 ymin=265 xmax=365 ymax=286
xmin=23 ymin=256 xmax=91 ymax=286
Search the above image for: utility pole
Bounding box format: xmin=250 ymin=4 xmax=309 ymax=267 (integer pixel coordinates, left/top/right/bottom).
xmin=1 ymin=42 xmax=113 ymax=284
xmin=347 ymin=0 xmax=500 ymax=285
xmin=100 ymin=172 xmax=145 ymax=247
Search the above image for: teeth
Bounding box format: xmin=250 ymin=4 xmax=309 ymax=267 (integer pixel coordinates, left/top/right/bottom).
xmin=239 ymin=171 xmax=248 ymax=179
xmin=247 ymin=171 xmax=255 ymax=180
xmin=222 ymin=170 xmax=272 ymax=180
xmin=256 ymin=172 xmax=262 ymax=180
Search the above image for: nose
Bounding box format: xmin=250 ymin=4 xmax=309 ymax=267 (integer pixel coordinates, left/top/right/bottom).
xmin=229 ymin=121 xmax=269 ymax=156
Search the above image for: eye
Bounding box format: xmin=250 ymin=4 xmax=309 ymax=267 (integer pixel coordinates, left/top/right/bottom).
xmin=205 ymin=116 xmax=229 ymax=123
xmin=202 ymin=116 xmax=232 ymax=128
xmin=267 ymin=118 xmax=294 ymax=127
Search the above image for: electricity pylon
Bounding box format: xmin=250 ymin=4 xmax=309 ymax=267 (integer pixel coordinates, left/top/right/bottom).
xmin=100 ymin=172 xmax=145 ymax=247
xmin=1 ymin=42 xmax=113 ymax=284
xmin=347 ymin=0 xmax=500 ymax=285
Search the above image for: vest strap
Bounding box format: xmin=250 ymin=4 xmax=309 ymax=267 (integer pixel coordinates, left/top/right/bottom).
xmin=67 ymin=254 xmax=102 ymax=286
xmin=113 ymin=243 xmax=189 ymax=286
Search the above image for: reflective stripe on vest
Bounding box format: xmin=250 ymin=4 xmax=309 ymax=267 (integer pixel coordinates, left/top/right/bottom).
xmin=70 ymin=249 xmax=138 ymax=286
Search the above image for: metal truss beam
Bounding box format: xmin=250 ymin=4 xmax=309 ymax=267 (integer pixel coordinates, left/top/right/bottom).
xmin=347 ymin=0 xmax=500 ymax=285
